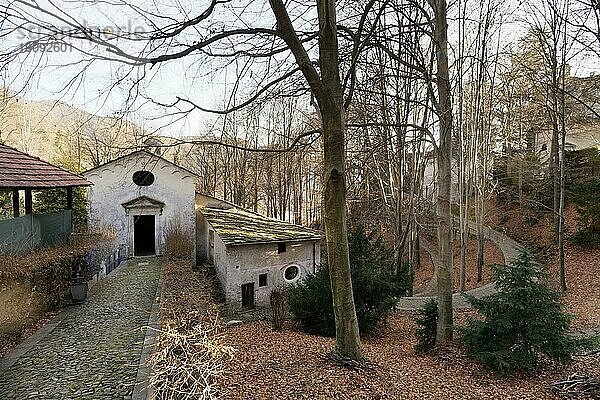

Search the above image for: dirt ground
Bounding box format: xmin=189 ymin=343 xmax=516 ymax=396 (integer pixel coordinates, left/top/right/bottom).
xmin=412 ymin=239 xmax=503 ymax=294
xmin=217 ymin=314 xmax=599 ymax=399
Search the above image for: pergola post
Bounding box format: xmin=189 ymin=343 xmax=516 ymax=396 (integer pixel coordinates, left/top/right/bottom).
xmin=25 ymin=189 xmax=33 ymax=214
xmin=66 ymin=187 xmax=73 ymax=210
xmin=12 ymin=189 xmax=20 ymax=217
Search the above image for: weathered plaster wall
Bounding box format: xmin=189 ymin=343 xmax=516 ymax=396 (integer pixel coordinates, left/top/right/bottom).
xmin=84 ymin=152 xmax=197 ymax=259
xmin=212 ymin=232 xmax=229 ymax=291
xmin=221 ymin=239 xmax=320 ymax=308
xmin=195 ymin=210 xmax=209 ymax=261
xmin=195 ymin=193 xmax=236 ymax=262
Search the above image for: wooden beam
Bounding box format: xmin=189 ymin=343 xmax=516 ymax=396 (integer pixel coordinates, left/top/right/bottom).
xmin=12 ymin=189 xmax=20 ymax=217
xmin=24 ymin=189 xmax=33 ymax=214
xmin=66 ymin=187 xmax=73 ymax=210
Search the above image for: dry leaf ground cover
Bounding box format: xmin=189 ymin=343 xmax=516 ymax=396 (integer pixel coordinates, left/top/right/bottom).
xmin=217 ymin=314 xmax=599 ymax=399
xmin=412 ymin=239 xmax=502 ymax=294
xmin=151 ymin=251 xmax=599 ymax=399
xmin=212 ymin=203 xmax=600 ymax=399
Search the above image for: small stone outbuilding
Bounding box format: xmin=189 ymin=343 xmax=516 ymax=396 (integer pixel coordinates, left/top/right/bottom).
xmin=196 ymin=194 xmax=322 ymax=309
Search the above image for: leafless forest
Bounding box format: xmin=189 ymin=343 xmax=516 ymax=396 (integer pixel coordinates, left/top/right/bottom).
xmin=1 ymin=0 xmax=599 ymax=374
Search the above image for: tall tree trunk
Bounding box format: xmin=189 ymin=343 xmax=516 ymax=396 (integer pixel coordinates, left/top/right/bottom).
xmin=269 ymin=0 xmax=363 ymax=360
xmin=477 ymin=210 xmax=484 ymax=281
xmin=457 ymin=0 xmax=467 ymax=293
xmin=318 ymin=0 xmax=362 ymax=360
xmin=558 ymin=117 xmax=566 ymax=291
xmin=558 ymin=7 xmax=568 ymax=292
xmin=432 ymin=0 xmax=454 ymax=344
xmin=552 ymin=112 xmax=560 ymax=242
xmin=322 ymin=108 xmax=362 ymax=359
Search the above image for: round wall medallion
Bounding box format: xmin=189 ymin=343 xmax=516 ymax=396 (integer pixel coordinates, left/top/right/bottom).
xmin=132 ymin=170 xmax=155 ymax=186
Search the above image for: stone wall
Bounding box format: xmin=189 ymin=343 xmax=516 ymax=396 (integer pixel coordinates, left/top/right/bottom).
xmin=221 ymin=240 xmax=320 ymax=308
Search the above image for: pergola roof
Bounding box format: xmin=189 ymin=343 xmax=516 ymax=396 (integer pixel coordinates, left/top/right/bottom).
xmin=0 ymin=144 xmax=92 ymax=190
xmin=201 ymin=206 xmax=322 ymax=246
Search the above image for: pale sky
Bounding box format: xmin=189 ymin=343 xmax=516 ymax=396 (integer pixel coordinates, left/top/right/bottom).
xmin=3 ymin=0 xmax=599 ymax=138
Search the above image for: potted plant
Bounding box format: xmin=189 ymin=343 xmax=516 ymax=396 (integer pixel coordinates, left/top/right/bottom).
xmin=70 ymin=263 xmax=89 ymax=303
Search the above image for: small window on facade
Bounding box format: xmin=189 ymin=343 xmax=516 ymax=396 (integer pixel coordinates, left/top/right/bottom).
xmin=259 ymin=273 xmax=267 ymax=287
xmin=541 ymin=143 xmax=548 ymax=151
xmin=132 ymin=171 xmax=155 ymax=186
xmin=284 ymin=265 xmax=299 ymax=281
xmin=278 ymin=242 xmax=287 ymax=254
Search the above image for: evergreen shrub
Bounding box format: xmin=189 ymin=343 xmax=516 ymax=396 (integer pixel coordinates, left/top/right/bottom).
xmin=287 ymin=225 xmax=411 ymax=337
xmin=460 ymin=251 xmax=578 ymax=375
xmin=415 ymin=298 xmax=437 ymax=353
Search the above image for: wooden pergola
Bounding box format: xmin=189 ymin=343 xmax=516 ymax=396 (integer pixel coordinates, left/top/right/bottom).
xmin=0 ymin=144 xmax=92 ymax=216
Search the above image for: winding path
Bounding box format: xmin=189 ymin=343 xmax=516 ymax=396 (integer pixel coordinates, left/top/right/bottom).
xmin=0 ymin=258 xmax=162 ymax=400
xmin=397 ymin=220 xmax=523 ymax=310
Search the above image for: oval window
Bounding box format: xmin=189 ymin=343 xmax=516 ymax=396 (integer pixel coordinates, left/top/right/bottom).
xmin=132 ymin=171 xmax=155 ymax=186
xmin=284 ymin=265 xmax=299 ymax=281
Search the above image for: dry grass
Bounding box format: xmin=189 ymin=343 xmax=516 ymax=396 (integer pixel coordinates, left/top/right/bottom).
xmin=164 ymin=218 xmax=195 ymax=260
xmin=149 ymin=259 xmax=234 ymax=400
xmin=149 ymin=320 xmax=235 ymax=400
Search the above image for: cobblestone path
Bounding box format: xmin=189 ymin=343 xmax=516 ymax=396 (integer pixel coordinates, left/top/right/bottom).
xmin=0 ymin=257 xmax=162 ymax=400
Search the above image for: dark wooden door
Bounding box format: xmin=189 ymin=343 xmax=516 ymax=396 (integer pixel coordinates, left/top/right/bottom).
xmin=134 ymin=215 xmax=155 ymax=256
xmin=241 ymin=282 xmax=255 ymax=308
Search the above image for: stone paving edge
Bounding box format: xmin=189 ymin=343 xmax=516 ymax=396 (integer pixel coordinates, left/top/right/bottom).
xmin=132 ymin=263 xmax=163 ymax=400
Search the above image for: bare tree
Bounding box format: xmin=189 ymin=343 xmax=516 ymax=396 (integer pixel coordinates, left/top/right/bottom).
xmin=1 ymin=0 xmax=371 ymax=360
xmin=524 ymin=0 xmax=572 ymax=291
xmin=430 ymin=0 xmax=454 ymax=343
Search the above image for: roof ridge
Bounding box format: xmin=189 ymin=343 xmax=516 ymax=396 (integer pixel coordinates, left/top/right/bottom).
xmin=83 ymin=149 xmax=200 ymax=178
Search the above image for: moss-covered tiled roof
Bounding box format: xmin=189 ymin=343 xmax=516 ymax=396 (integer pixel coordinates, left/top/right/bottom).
xmin=201 ymin=206 xmax=322 ymax=246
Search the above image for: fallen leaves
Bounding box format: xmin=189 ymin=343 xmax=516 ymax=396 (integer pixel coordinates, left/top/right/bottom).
xmin=412 ymin=239 xmax=502 ymax=294
xmin=216 ymin=315 xmax=600 ymax=400
xmin=149 ymin=259 xmax=232 ymax=400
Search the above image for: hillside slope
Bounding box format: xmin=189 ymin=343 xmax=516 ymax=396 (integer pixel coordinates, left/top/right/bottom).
xmin=0 ymin=89 xmax=149 ymax=170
